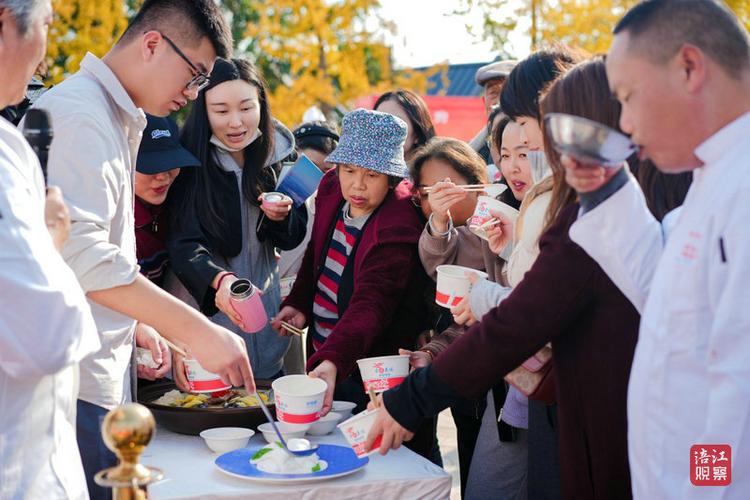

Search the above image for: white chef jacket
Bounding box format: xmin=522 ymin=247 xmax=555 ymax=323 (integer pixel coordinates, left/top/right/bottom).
xmin=570 ymin=112 xmax=750 ymax=498
xmin=0 ymin=116 xmax=100 ymax=498
xmin=26 ymin=52 xmax=147 ymax=409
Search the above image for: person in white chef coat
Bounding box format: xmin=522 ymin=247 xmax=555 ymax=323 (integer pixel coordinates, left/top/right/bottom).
xmin=563 ymin=0 xmax=750 ymax=498
xmin=0 ymin=0 xmax=100 ymax=498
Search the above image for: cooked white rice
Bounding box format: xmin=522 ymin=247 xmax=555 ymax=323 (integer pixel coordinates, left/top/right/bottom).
xmin=250 ymin=442 xmax=327 ymax=474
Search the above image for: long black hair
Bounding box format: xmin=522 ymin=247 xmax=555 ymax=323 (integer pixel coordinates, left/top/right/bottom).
xmin=499 ymin=48 xmax=580 ymax=121
xmin=173 ymin=57 xmax=276 ymax=246
xmin=374 ymin=89 xmax=436 ymax=152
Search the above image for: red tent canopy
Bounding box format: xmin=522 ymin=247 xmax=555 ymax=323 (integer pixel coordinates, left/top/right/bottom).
xmin=354 ymin=95 xmax=486 ymax=142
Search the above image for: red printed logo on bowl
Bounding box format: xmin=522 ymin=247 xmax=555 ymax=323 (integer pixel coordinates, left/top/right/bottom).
xmin=363 ymin=377 xmax=406 ymax=392
xmin=358 ymin=357 xmax=409 ymax=393
xmin=364 ymin=362 xmax=406 ymax=391
xmin=184 ymin=359 xmax=231 ymax=393
xmin=274 ymin=393 xmax=321 ymax=424
xmin=690 ymin=444 xmax=731 ymax=486
xmin=339 ymin=411 xmax=382 ymax=458
xmin=351 ymin=435 xmax=382 ymax=456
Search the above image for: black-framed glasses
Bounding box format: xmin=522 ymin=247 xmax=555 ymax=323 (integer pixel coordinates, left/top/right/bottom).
xmin=158 ymin=32 xmax=210 ymax=92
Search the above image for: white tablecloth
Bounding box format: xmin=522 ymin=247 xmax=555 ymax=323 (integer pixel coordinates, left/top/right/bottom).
xmin=143 ymin=427 xmax=451 ymax=500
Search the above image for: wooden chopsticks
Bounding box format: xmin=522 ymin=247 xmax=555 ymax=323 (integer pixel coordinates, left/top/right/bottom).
xmin=476 ymin=218 xmax=499 ymax=230
xmin=162 ymin=337 xmax=188 ymax=358
xmin=368 ymin=387 xmax=380 ymax=408
xmin=279 ymin=320 xmax=305 ymax=337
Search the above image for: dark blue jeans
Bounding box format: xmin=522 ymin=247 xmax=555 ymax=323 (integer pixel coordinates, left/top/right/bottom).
xmin=76 ymin=399 xmax=117 ymax=500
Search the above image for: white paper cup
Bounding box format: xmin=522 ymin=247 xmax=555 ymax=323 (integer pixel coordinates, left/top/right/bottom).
xmin=183 ymin=359 xmax=231 ymax=393
xmin=435 ymin=265 xmax=488 ymax=308
xmin=356 ymin=355 xmax=410 ymax=393
xmin=337 ymin=408 xmax=382 ymax=458
xmin=261 ymin=192 xmax=291 ymax=209
xmin=467 ymin=195 xmax=519 ymax=241
xmin=271 ymin=375 xmax=327 ymax=430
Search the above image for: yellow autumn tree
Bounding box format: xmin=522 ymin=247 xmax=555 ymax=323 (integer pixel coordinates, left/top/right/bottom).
xmin=538 ymin=0 xmax=639 ymax=53
xmin=538 ymin=0 xmax=750 ymax=53
xmin=460 ymin=0 xmax=750 ymax=55
xmin=726 ymin=0 xmax=750 ymax=31
xmin=46 ymin=0 xmax=129 ymax=84
xmin=245 ymin=0 xmax=434 ymax=127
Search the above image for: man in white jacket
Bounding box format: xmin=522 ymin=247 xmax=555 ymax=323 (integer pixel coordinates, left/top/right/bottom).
xmin=0 ymin=1 xmax=100 ymax=498
xmin=564 ymin=0 xmax=750 ymax=498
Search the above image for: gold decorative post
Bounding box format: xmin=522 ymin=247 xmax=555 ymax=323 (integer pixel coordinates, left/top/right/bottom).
xmin=94 ymin=403 xmax=163 ymax=500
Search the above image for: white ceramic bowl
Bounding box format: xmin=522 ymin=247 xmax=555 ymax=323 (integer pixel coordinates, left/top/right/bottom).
xmin=257 ymin=421 xmax=308 ymax=445
xmin=306 ymin=411 xmax=343 ymax=436
xmin=199 ymin=427 xmax=254 ymax=454
xmin=331 ymin=401 xmax=357 ymax=420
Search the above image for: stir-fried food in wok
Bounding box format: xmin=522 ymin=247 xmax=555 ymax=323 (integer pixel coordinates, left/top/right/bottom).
xmin=153 ymin=389 xmax=272 ymax=409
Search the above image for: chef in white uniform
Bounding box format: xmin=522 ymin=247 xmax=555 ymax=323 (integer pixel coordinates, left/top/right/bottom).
xmin=563 ymin=1 xmax=750 ymax=498
xmin=0 ymin=1 xmax=100 ymax=498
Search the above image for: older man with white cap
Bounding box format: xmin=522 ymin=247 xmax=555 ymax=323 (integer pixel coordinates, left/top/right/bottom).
xmin=469 ymin=59 xmax=518 ymax=163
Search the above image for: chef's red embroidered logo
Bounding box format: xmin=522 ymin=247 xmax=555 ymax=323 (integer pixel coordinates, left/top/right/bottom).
xmin=690 ymin=444 xmax=731 ymax=486
xmin=681 ymin=231 xmax=702 ymax=261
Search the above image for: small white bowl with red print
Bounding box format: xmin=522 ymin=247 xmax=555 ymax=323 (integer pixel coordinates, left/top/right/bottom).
xmin=467 ymin=195 xmax=519 ymax=241
xmin=356 ymin=355 xmax=410 ymax=394
xmin=434 ymin=265 xmax=488 ymax=308
xmin=338 ymin=408 xmax=383 ymax=458
xmin=271 ymin=375 xmax=327 ymax=431
xmin=183 ymin=359 xmax=231 ymax=394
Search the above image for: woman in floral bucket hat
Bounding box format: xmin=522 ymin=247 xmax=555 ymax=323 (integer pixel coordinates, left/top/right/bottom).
xmin=272 ymin=108 xmax=435 ymax=457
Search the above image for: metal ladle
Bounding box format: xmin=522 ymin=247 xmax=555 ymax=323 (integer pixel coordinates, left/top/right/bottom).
xmin=254 ymin=391 xmax=319 ymax=457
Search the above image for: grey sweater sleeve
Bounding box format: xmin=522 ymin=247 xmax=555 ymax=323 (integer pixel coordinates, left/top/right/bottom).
xmin=578 ymin=167 xmax=629 ymax=214
xmin=469 ymin=278 xmax=513 ymax=319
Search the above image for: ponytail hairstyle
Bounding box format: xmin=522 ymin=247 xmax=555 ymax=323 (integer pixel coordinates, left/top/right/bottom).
xmin=500 ymin=47 xmax=581 ymax=122
xmin=173 ymin=57 xmax=275 ymax=249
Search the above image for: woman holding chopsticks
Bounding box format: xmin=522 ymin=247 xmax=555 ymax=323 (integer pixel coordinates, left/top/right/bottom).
xmin=409 ymin=50 xmax=580 ymax=500
xmin=406 ymin=134 xmax=518 ymax=496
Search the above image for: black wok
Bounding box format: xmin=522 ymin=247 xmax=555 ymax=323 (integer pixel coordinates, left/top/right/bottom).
xmin=138 ymin=380 xmax=276 ymax=435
